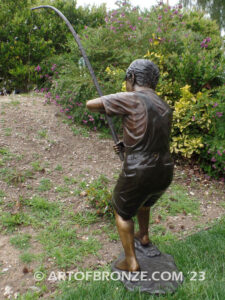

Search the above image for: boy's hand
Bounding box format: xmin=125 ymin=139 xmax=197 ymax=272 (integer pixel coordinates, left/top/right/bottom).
xmin=113 ymin=141 xmax=125 ymax=154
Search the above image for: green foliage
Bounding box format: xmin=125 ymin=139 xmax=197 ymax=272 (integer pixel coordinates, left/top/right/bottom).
xmin=85 ymin=175 xmax=113 ymax=218
xmin=0 ymin=0 xmax=106 ymax=92
xmin=71 ymin=211 xmax=98 ymax=227
xmin=36 ymin=2 xmax=225 ymax=179
xmin=10 ymin=233 xmax=32 ymax=250
xmin=155 ymin=183 xmax=200 ymax=217
xmin=37 ymin=178 xmax=52 ymax=192
xmin=0 ymin=212 xmax=30 ymax=231
xmin=38 ymin=223 xmax=101 ymax=267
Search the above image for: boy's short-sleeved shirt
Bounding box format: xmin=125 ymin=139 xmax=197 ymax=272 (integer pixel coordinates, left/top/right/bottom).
xmin=101 ymin=91 xmax=147 ymax=146
xmin=99 ymin=89 xmax=174 ymax=220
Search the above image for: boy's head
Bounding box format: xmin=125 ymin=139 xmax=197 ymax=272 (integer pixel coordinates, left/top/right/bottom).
xmin=125 ymin=59 xmax=160 ymax=91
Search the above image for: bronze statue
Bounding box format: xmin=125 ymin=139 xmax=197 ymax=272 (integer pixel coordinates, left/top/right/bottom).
xmin=31 ymin=6 xmax=182 ymax=293
xmin=87 ymin=59 xmax=174 ymax=272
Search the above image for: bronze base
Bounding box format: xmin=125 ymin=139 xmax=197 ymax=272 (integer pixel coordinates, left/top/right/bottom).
xmin=111 ymin=242 xmax=183 ymax=295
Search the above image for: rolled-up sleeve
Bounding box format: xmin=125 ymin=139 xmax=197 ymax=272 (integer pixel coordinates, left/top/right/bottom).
xmin=101 ymin=92 xmax=138 ymax=116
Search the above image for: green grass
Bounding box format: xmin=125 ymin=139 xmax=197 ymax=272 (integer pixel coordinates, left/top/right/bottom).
xmin=10 ymin=99 xmax=20 ymax=106
xmin=70 ymin=126 xmax=90 ymax=137
xmin=56 ymin=217 xmax=225 ymax=300
xmin=4 ymin=127 xmax=12 ymax=136
xmin=0 ymin=147 xmax=15 ymax=163
xmin=37 ymin=129 xmax=48 ymax=139
xmin=55 ymin=185 xmax=71 ymax=195
xmin=20 ymin=252 xmax=37 ymax=263
xmin=0 ymin=167 xmax=34 ymax=186
xmin=0 ymin=189 xmax=5 ymax=205
xmin=17 ymin=291 xmax=40 ymax=300
xmin=10 ymin=233 xmax=32 ymax=250
xmin=23 ymin=196 xmax=60 ymax=219
xmin=154 ymin=183 xmax=200 ymax=219
xmin=37 ymin=178 xmax=52 ymax=192
xmin=0 ymin=212 xmax=31 ymax=231
xmin=38 ymin=222 xmax=102 ymax=268
xmin=101 ymin=222 xmax=120 ymax=241
xmin=31 ymin=160 xmax=45 ymax=172
xmin=64 ymin=176 xmax=78 ymax=185
xmin=71 ymin=211 xmax=98 ymax=227
xmin=55 ymin=164 xmax=63 ymax=171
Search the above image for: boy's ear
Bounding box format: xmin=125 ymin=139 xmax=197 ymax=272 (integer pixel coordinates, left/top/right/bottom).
xmin=131 ymin=72 xmax=135 ymax=86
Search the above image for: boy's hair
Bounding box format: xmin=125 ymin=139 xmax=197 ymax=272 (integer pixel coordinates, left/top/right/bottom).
xmin=125 ymin=59 xmax=160 ymax=90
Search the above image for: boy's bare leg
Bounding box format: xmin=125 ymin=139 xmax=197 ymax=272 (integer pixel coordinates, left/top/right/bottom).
xmin=115 ymin=211 xmax=140 ymax=272
xmin=135 ymin=206 xmax=151 ymax=245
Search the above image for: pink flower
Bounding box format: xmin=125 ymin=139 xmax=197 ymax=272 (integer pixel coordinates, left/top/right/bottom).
xmin=217 ymin=150 xmax=222 ymax=156
xmin=192 ymin=116 xmax=195 ymax=121
xmin=211 ymin=157 xmax=216 ymax=162
xmin=83 ymin=120 xmax=87 ymax=124
xmin=158 ymin=15 xmax=162 ymax=20
xmin=216 ymin=112 xmax=223 ymax=118
xmin=129 ymin=25 xmax=136 ymax=31
xmin=213 ymin=102 xmax=218 ymax=107
xmin=35 ymin=65 xmax=41 ymax=72
xmin=67 ymin=116 xmax=72 ymax=119
xmin=51 ymin=64 xmax=57 ymax=71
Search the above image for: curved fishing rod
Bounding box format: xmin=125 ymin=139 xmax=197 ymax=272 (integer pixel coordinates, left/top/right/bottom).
xmin=31 ymin=5 xmax=124 ymax=161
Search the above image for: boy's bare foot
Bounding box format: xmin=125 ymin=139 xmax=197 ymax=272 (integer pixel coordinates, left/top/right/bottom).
xmin=115 ymin=258 xmax=140 ymax=272
xmin=134 ymin=238 xmax=161 ymax=257
xmin=134 ymin=231 xmax=151 ymax=246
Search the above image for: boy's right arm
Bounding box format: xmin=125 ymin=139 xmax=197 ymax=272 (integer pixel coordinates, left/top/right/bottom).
xmin=86 ymin=98 xmax=105 ymax=113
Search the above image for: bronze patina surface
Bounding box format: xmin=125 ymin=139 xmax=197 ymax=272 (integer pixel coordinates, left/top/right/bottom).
xmin=87 ymin=59 xmax=181 ymax=287
xmin=111 ymin=242 xmax=183 ymax=295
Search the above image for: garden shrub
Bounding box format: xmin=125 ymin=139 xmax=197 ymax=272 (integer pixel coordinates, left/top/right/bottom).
xmin=0 ymin=0 xmax=106 ymax=93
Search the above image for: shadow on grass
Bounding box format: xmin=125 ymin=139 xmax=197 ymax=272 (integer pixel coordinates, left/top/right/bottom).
xmin=56 ymin=217 xmax=225 ymax=300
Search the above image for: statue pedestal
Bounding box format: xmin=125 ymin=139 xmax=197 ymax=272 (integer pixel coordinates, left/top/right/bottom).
xmin=111 ymin=240 xmax=183 ymax=295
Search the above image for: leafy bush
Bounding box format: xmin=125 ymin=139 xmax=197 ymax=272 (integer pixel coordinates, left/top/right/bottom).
xmin=85 ymin=175 xmax=113 ymax=218
xmin=0 ymin=0 xmax=106 ymax=93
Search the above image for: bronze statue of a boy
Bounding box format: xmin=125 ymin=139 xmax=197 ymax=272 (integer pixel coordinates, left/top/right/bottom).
xmin=86 ymin=59 xmax=174 ymax=272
